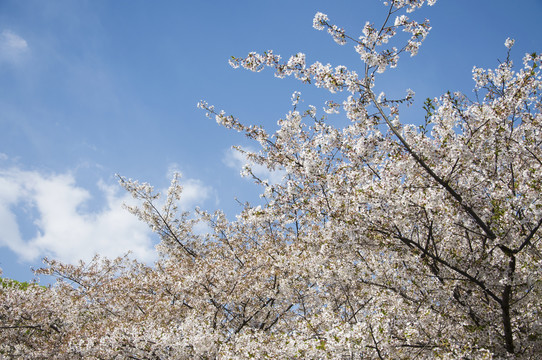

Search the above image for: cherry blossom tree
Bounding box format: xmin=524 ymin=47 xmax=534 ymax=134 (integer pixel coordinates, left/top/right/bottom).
xmin=2 ymin=0 xmax=541 ymax=358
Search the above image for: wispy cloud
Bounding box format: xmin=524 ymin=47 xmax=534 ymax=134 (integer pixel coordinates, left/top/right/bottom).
xmin=224 ymin=148 xmax=285 ymax=186
xmin=0 ymin=30 xmax=29 ymax=64
xmin=0 ymin=166 xmax=156 ymax=264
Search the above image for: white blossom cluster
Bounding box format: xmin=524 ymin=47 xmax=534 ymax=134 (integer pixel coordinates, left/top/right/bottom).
xmin=2 ymin=0 xmax=542 ymax=358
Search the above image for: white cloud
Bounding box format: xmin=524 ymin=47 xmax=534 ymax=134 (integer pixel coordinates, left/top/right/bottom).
xmin=0 ymin=167 xmax=156 ymax=264
xmin=224 ymin=148 xmax=285 ymax=185
xmin=178 ymin=178 xmax=214 ymax=211
xmin=0 ymin=30 xmax=29 ymax=64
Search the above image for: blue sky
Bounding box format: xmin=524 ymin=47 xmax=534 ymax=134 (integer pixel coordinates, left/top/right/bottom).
xmin=0 ymin=0 xmax=540 ymax=282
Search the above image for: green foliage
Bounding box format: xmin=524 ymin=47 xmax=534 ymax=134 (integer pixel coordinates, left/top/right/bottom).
xmin=0 ymin=277 xmax=44 ymax=291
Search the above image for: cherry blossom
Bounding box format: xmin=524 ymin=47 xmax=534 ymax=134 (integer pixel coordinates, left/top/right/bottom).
xmin=2 ymin=0 xmax=541 ymax=358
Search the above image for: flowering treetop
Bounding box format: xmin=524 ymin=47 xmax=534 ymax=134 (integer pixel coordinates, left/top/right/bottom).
xmin=1 ymin=0 xmax=541 ymax=358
